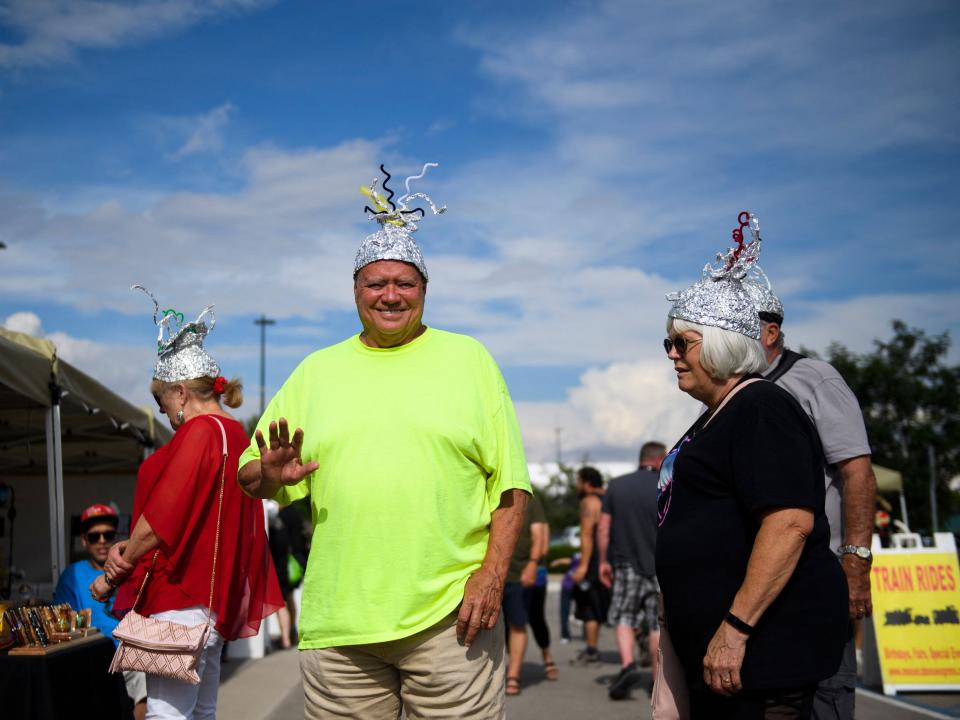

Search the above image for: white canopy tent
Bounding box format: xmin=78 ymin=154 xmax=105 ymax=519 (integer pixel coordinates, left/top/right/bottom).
xmin=874 ymin=464 xmax=908 ymax=530
xmin=0 ymin=326 xmax=171 ymax=595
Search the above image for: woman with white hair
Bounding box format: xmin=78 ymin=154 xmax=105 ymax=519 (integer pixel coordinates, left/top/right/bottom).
xmin=655 ymin=214 xmax=847 ymax=719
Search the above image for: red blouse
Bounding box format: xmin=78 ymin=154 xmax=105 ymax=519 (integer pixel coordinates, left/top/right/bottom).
xmin=113 ymin=415 xmax=283 ymax=640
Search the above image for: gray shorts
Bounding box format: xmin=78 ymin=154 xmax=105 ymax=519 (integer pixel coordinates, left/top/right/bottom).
xmin=813 ymin=632 xmax=856 ymax=720
xmin=607 ymin=563 xmax=659 ymax=631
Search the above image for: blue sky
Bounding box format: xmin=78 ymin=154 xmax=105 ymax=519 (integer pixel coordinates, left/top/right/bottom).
xmin=1 ymin=0 xmax=958 ymax=461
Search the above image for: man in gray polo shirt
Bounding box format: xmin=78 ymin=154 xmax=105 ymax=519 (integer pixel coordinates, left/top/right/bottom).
xmin=598 ymin=441 xmax=665 ymax=700
xmin=745 ymin=270 xmax=876 ymax=720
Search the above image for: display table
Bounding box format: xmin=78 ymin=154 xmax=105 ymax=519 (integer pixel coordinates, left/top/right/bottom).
xmin=0 ymin=634 xmax=132 ymax=719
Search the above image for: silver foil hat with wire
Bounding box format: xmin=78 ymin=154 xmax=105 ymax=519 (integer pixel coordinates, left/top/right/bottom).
xmin=132 ymin=285 xmax=220 ymax=382
xmin=742 ymin=263 xmax=785 ymax=324
xmin=666 ymin=211 xmax=764 ymax=340
xmin=353 ymin=163 xmax=446 ymax=281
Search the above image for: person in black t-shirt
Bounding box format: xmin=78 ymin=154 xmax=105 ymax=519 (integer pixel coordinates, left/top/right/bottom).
xmin=655 ymin=212 xmax=847 ymax=719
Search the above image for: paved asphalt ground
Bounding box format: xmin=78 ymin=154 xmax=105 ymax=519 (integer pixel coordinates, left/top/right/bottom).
xmin=216 ymin=582 xmax=960 ymax=719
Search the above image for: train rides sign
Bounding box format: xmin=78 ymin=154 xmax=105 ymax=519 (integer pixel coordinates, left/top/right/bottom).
xmin=871 ymin=533 xmax=960 ymax=694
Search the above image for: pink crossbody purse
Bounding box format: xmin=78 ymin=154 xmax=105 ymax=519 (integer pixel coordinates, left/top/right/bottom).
xmin=109 ymin=415 xmax=228 ymax=685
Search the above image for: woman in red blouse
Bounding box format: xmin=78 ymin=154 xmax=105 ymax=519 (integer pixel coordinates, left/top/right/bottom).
xmin=92 ymin=296 xmax=282 ymax=720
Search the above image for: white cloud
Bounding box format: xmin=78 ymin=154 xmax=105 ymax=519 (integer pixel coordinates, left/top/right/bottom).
xmin=0 ymin=138 xmax=385 ymax=319
xmin=786 ymin=293 xmax=960 ymax=362
xmin=2 ymin=130 xmax=958 ymax=463
xmin=2 ymin=1 xmax=958 ymax=464
xmin=463 ymin=1 xmax=958 ymax=153
xmin=515 ymin=360 xmax=701 ymax=462
xmin=0 ymin=0 xmax=276 ymax=69
xmin=172 ymin=102 xmax=235 ymax=159
xmin=3 ymin=310 xmax=42 ymax=335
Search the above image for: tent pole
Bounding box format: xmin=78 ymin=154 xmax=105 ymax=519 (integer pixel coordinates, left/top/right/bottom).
xmin=45 ymin=385 xmax=65 ymax=586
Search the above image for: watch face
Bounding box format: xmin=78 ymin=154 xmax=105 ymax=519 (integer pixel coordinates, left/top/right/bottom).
xmin=855 ymin=547 xmax=871 ymax=559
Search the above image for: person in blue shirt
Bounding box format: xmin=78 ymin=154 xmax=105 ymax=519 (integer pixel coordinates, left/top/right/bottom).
xmin=54 ymin=503 xmax=147 ymax=720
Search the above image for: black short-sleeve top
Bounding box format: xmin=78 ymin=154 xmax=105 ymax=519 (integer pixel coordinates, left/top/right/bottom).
xmin=655 ymin=379 xmax=848 ymax=691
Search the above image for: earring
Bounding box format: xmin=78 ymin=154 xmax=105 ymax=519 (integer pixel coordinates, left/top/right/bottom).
xmin=176 ymin=409 xmax=185 ymax=424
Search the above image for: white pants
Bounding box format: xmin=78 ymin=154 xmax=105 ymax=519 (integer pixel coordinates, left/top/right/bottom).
xmin=146 ymin=606 xmax=223 ymax=720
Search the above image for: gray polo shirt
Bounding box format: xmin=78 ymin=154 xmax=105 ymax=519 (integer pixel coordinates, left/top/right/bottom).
xmin=764 ymin=351 xmax=872 ymax=555
xmin=601 ymin=468 xmax=659 ymax=576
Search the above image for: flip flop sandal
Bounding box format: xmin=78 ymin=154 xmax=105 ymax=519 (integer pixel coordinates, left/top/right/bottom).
xmin=506 ymin=676 xmax=522 ymax=696
xmin=544 ymin=661 xmax=559 ymax=681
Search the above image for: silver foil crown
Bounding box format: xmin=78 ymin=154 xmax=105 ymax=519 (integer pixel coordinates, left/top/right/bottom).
xmin=666 ymin=211 xmax=764 ymax=340
xmin=742 ymin=263 xmax=784 ymax=322
xmin=132 ymin=285 xmax=220 ymax=382
xmin=353 ymin=162 xmax=446 ymax=281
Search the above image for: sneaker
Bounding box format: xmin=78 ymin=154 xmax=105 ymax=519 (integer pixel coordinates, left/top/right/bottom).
xmin=560 ymin=637 xmax=571 ymax=644
xmin=608 ymin=662 xmax=640 ymax=700
xmin=569 ymin=648 xmax=600 ymax=666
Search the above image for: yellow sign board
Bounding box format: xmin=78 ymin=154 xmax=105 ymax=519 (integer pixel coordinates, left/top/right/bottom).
xmin=871 ymin=544 xmax=960 ymax=691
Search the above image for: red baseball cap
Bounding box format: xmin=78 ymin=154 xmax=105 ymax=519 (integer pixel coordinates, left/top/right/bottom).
xmin=80 ymin=503 xmax=119 ymax=528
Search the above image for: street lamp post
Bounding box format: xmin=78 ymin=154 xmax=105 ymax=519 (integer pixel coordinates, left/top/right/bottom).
xmin=928 ymin=444 xmax=939 ymax=533
xmin=254 ymin=315 xmax=276 ymax=415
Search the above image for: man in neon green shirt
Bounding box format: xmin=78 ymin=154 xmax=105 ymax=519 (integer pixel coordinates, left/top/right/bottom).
xmin=239 ymin=166 xmax=530 ymax=719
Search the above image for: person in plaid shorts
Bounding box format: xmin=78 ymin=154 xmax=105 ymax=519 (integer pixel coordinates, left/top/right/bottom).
xmin=598 ymin=441 xmax=666 ymax=700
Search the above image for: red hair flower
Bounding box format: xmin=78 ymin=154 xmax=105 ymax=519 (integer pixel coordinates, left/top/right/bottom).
xmin=212 ymin=376 xmax=228 ymax=394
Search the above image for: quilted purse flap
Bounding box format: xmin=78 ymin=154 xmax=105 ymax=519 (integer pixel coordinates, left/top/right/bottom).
xmin=113 ymin=611 xmax=208 ymax=652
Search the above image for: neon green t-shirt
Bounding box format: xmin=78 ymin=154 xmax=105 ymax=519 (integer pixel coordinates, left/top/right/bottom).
xmin=239 ymin=328 xmax=531 ymax=648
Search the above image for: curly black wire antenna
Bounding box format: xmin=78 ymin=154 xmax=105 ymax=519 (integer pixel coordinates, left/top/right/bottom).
xmin=379 ymin=164 xmax=397 ymax=211
xmin=401 ymin=208 xmax=426 ymax=219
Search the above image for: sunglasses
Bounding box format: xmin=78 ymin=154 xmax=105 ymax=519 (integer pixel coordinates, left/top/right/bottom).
xmin=663 ymin=336 xmax=702 ymax=356
xmin=84 ymin=530 xmax=117 ymax=543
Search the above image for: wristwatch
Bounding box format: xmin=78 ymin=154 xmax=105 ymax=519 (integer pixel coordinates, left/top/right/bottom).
xmin=839 ymin=545 xmax=873 ymax=562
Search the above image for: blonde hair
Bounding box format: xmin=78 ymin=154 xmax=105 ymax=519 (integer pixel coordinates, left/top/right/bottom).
xmin=667 ymin=318 xmax=767 ymax=380
xmin=150 ymin=376 xmax=243 ymax=409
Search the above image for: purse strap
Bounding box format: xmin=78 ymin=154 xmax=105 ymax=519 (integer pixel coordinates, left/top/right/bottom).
xmin=131 ymin=415 xmax=230 ymax=626
xmin=701 ymin=377 xmax=763 ymax=430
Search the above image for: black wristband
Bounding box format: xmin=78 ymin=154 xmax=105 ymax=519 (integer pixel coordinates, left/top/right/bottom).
xmin=724 ymin=611 xmax=754 ymax=635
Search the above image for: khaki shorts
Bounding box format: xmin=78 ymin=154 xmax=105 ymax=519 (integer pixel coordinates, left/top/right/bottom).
xmin=300 ymin=612 xmax=505 ymax=720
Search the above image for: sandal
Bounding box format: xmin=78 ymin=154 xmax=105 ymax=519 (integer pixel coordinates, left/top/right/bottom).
xmin=544 ymin=661 xmax=559 ymax=681
xmin=506 ymin=676 xmax=522 ymax=696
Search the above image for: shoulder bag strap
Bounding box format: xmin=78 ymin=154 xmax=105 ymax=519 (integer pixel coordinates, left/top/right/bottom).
xmin=702 ymin=378 xmax=764 ymax=430
xmin=765 ymin=349 xmax=806 ymax=384
xmin=130 ymin=551 xmax=159 ymax=613
xmin=204 ymin=416 xmax=229 ymax=624
xmin=129 ymin=415 xmax=229 ymax=624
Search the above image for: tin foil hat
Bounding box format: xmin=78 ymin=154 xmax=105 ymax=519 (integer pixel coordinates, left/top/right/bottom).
xmin=742 ymin=263 xmax=784 ymax=324
xmin=133 ymin=285 xmax=220 ymax=382
xmin=666 ymin=211 xmax=764 ymax=340
xmin=353 ymin=162 xmax=446 ymax=281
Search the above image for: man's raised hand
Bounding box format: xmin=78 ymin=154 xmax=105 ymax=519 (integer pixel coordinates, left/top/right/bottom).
xmin=255 ymin=418 xmax=319 ymax=486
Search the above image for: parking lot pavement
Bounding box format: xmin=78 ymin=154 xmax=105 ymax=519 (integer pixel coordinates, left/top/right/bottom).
xmin=221 ymin=580 xmax=960 ymax=719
